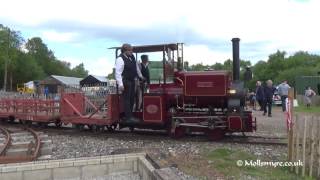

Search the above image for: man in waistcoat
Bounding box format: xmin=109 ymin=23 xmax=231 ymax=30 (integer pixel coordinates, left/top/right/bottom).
xmin=115 ymin=44 xmax=144 ymax=123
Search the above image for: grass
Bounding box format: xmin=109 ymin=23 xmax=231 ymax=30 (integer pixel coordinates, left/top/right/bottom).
xmin=294 ymin=105 xmax=320 ymax=114
xmin=205 ymin=148 xmax=314 ymax=180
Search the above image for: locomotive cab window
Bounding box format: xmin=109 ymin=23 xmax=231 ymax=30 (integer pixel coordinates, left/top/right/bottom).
xmin=109 ymin=43 xmax=183 ymax=86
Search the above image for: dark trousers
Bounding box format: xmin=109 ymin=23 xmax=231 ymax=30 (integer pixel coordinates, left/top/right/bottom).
xmin=123 ymin=79 xmax=135 ymax=119
xmin=257 ymin=99 xmax=264 ymax=110
xmin=264 ymin=98 xmax=272 ymax=115
xmin=135 ymin=81 xmax=144 ymax=111
xmin=281 ymin=95 xmax=288 ymax=112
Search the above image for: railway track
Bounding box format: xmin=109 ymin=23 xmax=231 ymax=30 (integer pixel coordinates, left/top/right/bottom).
xmin=30 ymin=124 xmax=288 ymax=146
xmin=0 ymin=125 xmax=52 ymax=164
xmin=221 ymin=135 xmax=287 ymax=146
xmin=0 ymin=126 xmax=11 ymax=156
xmin=1 ymin=122 xmax=287 ymax=149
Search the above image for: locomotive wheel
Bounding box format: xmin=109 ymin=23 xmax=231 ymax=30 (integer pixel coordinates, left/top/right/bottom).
xmin=107 ymin=125 xmax=116 ymax=132
xmin=55 ymin=120 xmax=62 ymax=128
xmin=98 ymin=126 xmax=104 ymax=132
xmin=76 ymin=124 xmax=84 ymax=131
xmin=23 ymin=120 xmax=32 ymax=127
xmin=89 ymin=125 xmax=100 ymax=133
xmin=37 ymin=122 xmax=47 ymax=128
xmin=8 ymin=116 xmax=15 ymax=123
xmin=19 ymin=119 xmax=26 ymax=125
xmin=206 ymin=128 xmax=225 ymax=141
xmin=172 ymin=126 xmax=186 ymax=139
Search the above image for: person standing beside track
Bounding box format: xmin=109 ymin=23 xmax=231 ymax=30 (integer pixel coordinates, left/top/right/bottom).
xmin=304 ymin=86 xmax=316 ymax=107
xmin=115 ymin=43 xmax=144 ymax=124
xmin=255 ymin=81 xmax=264 ymax=111
xmin=263 ymin=80 xmax=276 ymax=117
xmin=277 ymin=80 xmax=291 ymax=112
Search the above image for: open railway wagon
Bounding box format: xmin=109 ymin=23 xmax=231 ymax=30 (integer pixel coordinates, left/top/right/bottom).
xmin=0 ymin=89 xmax=119 ymax=131
xmin=0 ymin=38 xmax=256 ymax=140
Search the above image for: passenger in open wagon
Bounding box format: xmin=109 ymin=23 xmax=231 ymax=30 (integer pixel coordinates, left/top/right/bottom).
xmin=115 ymin=44 xmax=145 ymax=124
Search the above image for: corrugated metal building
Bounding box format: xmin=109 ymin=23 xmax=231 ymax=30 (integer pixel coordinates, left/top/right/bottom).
xmin=39 ymin=75 xmax=82 ymax=94
xmin=80 ymin=75 xmax=108 ymax=87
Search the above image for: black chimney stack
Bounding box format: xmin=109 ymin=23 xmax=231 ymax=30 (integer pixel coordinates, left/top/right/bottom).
xmin=232 ymin=38 xmax=240 ymax=81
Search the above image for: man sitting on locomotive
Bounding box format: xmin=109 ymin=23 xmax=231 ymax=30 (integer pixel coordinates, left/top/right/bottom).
xmin=115 ymin=43 xmax=145 ymax=123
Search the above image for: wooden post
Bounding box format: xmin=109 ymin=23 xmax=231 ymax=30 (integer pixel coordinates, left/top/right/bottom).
xmin=295 ymin=114 xmax=300 ymax=174
xmin=291 ymin=114 xmax=296 ymax=172
xmin=288 ymin=128 xmax=294 ymax=161
xmin=317 ymin=118 xmax=320 ymax=177
xmin=288 ymin=88 xmax=294 ymax=161
xmin=302 ymin=117 xmax=307 ymax=177
xmin=309 ymin=117 xmax=315 ymax=177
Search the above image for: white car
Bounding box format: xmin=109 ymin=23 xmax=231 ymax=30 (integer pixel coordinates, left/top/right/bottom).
xmin=273 ymin=91 xmax=282 ymax=106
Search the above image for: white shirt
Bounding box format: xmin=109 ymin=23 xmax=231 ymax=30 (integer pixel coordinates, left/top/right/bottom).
xmin=138 ymin=62 xmax=148 ymax=71
xmin=115 ymin=55 xmax=143 ymax=87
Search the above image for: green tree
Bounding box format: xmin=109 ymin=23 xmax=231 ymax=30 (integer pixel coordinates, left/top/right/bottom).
xmin=223 ymin=59 xmax=232 ymax=71
xmin=107 ymin=68 xmax=115 ymax=79
xmin=0 ymin=25 xmax=25 ymax=90
xmin=275 ymin=67 xmax=316 ymax=87
xmin=13 ymin=52 xmax=45 ymax=83
xmin=25 ymin=37 xmax=55 ymax=75
xmin=211 ymin=62 xmax=223 ymax=70
xmin=71 ymin=63 xmax=89 ymax=78
xmin=189 ymin=63 xmax=208 ymax=71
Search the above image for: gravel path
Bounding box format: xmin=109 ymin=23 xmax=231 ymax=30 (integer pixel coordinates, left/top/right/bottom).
xmin=47 ymin=126 xmax=287 ymax=179
xmin=49 ymin=107 xmax=288 ymax=163
xmin=250 ymin=106 xmax=288 ymax=138
xmin=49 ymin=132 xmax=286 ymax=162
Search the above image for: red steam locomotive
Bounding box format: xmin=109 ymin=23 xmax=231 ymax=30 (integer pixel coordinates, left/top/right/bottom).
xmin=0 ymin=38 xmax=256 ymax=140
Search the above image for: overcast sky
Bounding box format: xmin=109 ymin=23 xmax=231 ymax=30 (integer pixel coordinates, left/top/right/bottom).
xmin=0 ymin=0 xmax=319 ymax=76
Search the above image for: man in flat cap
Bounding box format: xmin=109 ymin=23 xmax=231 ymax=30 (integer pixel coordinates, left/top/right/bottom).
xmin=115 ymin=43 xmax=144 ymax=123
xmin=140 ymin=54 xmax=150 ymax=86
xmin=135 ymin=54 xmax=150 ymax=111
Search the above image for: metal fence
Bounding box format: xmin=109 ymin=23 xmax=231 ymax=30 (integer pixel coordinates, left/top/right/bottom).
xmin=295 ymin=76 xmax=320 ymax=95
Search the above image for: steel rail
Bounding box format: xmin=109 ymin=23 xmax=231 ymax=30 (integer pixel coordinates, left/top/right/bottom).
xmin=0 ymin=127 xmax=41 ymax=164
xmin=0 ymin=126 xmax=11 ymax=156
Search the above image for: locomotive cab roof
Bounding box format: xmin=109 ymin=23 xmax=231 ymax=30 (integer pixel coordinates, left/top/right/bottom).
xmin=109 ymin=43 xmax=182 ymax=53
